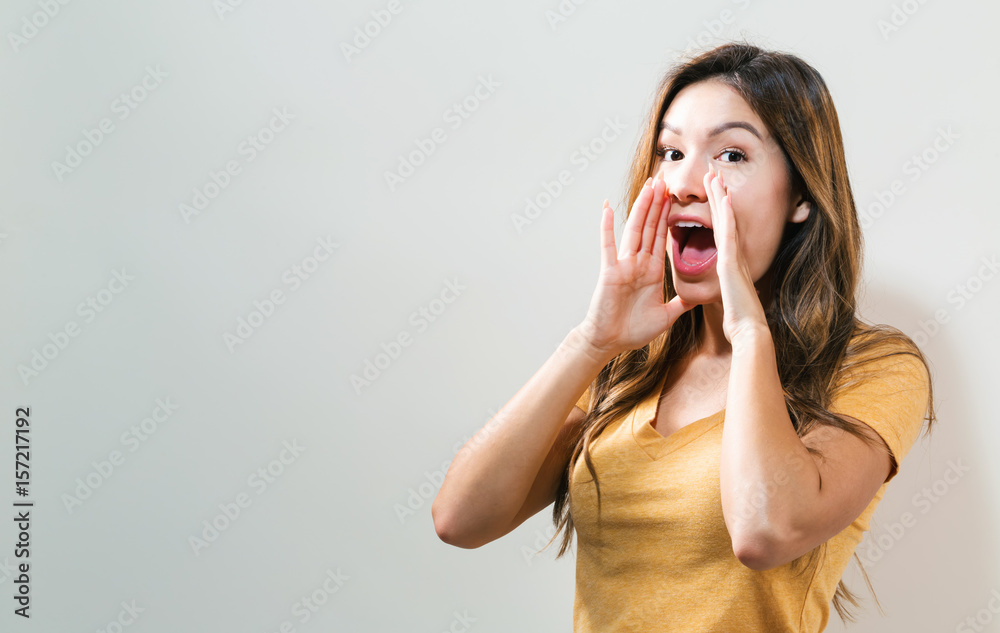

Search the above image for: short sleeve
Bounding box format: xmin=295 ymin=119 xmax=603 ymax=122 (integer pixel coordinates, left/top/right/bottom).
xmin=574 ymin=383 xmax=592 ymax=413
xmin=828 ymin=350 xmax=930 ymax=485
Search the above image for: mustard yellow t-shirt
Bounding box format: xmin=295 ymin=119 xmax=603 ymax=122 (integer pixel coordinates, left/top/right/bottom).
xmin=568 ymin=343 xmax=930 ymax=632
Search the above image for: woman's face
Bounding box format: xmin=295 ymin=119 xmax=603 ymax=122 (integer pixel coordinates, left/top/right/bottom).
xmin=654 ymin=78 xmax=810 ymax=306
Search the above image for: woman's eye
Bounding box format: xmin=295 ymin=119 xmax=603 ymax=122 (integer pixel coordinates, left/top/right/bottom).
xmin=656 ymin=146 xmax=745 ymax=163
xmin=655 ymin=147 xmax=682 ymax=161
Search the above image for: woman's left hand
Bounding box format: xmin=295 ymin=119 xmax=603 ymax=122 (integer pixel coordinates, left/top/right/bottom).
xmin=704 ymin=165 xmax=769 ymax=344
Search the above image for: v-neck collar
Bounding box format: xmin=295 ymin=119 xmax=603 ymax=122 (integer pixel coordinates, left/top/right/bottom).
xmin=630 ymin=371 xmax=725 ymax=461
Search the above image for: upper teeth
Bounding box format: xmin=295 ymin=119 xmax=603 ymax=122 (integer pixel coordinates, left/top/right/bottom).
xmin=676 ymin=221 xmax=707 ymax=228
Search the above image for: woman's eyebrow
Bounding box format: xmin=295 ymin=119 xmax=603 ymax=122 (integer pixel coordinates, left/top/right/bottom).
xmin=659 ymin=120 xmax=762 ymax=141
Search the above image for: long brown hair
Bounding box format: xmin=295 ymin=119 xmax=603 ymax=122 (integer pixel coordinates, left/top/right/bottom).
xmin=546 ymin=41 xmax=936 ymax=624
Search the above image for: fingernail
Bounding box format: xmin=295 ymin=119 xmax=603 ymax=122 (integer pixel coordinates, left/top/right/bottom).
xmin=644 ymin=177 xmax=653 ymax=188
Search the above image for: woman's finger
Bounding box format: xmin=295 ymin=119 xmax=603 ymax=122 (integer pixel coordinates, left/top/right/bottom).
xmin=640 ymin=176 xmax=664 ymax=255
xmin=600 ymin=199 xmax=617 ymax=271
xmin=710 ymin=167 xmax=734 ymax=263
xmin=708 ymin=166 xmax=719 ymax=227
xmin=619 ymin=177 xmax=653 ymax=258
xmin=651 ymin=190 xmax=670 ymax=267
xmin=705 ymin=165 xmax=721 ymax=257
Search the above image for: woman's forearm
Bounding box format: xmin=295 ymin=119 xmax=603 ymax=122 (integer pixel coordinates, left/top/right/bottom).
xmin=719 ymin=326 xmax=822 ymax=567
xmin=432 ymin=326 xmax=611 ymax=548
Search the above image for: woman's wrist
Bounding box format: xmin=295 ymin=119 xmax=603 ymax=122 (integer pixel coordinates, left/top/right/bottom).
xmin=731 ymin=322 xmax=773 ymax=357
xmin=567 ymin=324 xmax=617 ymax=368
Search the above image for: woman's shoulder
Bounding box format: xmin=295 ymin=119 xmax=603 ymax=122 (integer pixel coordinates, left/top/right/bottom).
xmin=829 ymin=324 xmax=933 ymax=482
xmin=844 ymin=323 xmax=925 ymax=364
xmin=834 ymin=323 xmax=930 ymax=395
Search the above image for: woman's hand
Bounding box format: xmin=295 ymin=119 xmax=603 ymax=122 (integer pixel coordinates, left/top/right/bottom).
xmin=577 ymin=174 xmax=697 ymax=362
xmin=704 ymin=165 xmax=770 ymax=343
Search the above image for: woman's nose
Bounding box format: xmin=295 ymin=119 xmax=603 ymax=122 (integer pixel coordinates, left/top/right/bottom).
xmin=659 ymin=159 xmax=709 ymax=204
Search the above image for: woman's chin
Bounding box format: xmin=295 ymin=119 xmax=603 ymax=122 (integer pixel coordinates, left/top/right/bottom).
xmin=672 ymin=279 xmax=719 ymax=306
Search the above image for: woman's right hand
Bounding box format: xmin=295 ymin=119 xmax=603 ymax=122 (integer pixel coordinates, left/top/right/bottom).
xmin=576 ymin=174 xmax=698 ymax=362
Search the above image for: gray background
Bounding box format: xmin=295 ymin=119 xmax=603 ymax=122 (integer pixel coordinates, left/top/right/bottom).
xmin=1 ymin=0 xmax=997 ymax=631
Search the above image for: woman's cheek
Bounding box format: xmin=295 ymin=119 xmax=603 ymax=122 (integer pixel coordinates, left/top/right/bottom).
xmin=722 ymin=169 xmax=751 ymax=190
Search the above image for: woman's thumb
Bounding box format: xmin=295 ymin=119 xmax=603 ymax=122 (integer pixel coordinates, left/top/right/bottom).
xmin=664 ymin=295 xmax=696 ymax=324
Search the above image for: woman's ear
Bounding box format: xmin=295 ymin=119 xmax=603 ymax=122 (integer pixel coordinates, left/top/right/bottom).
xmin=789 ymin=196 xmax=811 ymax=224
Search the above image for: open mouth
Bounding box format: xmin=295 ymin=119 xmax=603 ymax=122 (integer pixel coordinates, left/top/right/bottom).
xmin=670 ymin=222 xmax=718 ymax=266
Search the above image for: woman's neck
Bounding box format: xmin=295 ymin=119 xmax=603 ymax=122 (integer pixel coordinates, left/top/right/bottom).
xmin=697 ymin=303 xmax=732 ymax=358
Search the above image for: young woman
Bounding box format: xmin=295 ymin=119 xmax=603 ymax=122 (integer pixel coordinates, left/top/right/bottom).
xmin=433 ymin=41 xmax=936 ymax=632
